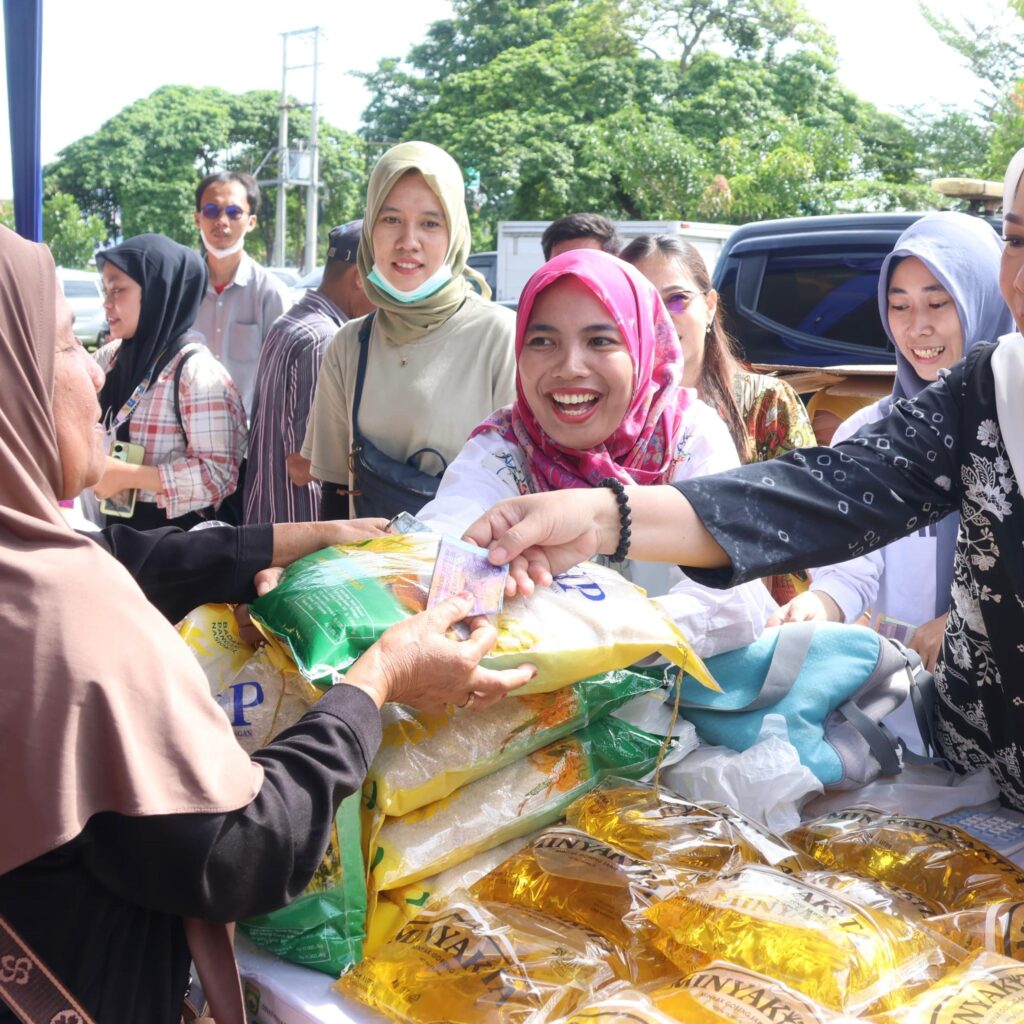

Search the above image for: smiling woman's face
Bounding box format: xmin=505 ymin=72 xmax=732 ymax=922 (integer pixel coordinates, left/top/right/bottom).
xmin=1001 ymin=176 xmax=1024 ymax=332
xmin=517 ymin=276 xmax=634 ymax=450
xmin=371 ymin=171 xmax=450 ymax=292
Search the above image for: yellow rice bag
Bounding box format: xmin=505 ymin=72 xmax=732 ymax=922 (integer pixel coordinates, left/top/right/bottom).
xmin=565 ymin=780 xmax=815 ymax=876
xmin=924 ymin=902 xmax=1024 ymax=961
xmin=470 ymin=826 xmax=681 ymax=983
xmin=336 ymin=893 xmax=618 ymax=1024
xmin=178 ymin=603 xmax=321 ymax=753
xmin=787 ymin=806 xmax=1024 ymax=911
xmin=871 ymin=950 xmax=1024 ymax=1023
xmin=249 ymin=534 xmax=716 ymax=694
xmin=367 ymin=668 xmax=661 ymax=817
xmin=370 ymin=717 xmax=664 ymax=891
xmin=650 ymin=961 xmax=860 ymax=1024
xmin=644 ymin=863 xmax=942 ymax=1015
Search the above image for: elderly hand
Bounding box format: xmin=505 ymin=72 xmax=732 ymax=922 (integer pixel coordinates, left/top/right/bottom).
xmin=346 ymin=594 xmax=536 ymax=713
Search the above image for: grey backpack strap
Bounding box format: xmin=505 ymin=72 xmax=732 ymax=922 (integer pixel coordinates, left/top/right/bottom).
xmin=837 ymin=698 xmax=902 ymax=776
xmin=678 ymin=621 xmax=816 ymax=712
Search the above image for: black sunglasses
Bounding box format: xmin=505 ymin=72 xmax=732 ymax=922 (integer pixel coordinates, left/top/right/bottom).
xmin=200 ymin=202 xmax=248 ymax=221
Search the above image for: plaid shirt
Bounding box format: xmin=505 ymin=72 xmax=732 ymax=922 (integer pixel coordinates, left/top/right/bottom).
xmin=95 ymin=335 xmax=248 ymax=519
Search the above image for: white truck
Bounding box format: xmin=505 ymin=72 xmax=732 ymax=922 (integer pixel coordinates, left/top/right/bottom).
xmin=491 ymin=219 xmax=736 ymax=305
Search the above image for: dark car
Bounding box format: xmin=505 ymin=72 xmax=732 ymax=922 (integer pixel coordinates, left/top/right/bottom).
xmin=712 ymin=212 xmax=1001 ymax=367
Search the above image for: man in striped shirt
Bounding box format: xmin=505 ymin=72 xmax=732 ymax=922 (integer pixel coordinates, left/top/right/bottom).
xmin=243 ymin=222 xmax=373 ymax=524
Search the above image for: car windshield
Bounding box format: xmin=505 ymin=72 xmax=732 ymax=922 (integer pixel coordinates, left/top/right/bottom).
xmin=62 ymin=280 xmax=100 ymax=299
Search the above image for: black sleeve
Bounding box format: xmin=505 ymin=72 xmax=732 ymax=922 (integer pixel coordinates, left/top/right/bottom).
xmin=78 ymin=683 xmax=382 ymax=922
xmin=676 ymin=360 xmax=967 ymax=589
xmin=86 ymin=523 xmax=275 ymax=622
xmin=320 ymin=480 xmax=351 ymax=520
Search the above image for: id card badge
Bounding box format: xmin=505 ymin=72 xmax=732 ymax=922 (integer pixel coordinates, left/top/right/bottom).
xmin=877 ymin=614 xmax=918 ymax=645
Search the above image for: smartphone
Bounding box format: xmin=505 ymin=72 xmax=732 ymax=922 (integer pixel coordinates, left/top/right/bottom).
xmin=99 ymin=440 xmax=146 ymax=518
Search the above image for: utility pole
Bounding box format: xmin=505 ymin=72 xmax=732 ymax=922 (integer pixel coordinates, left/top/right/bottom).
xmin=303 ymin=27 xmax=320 ymax=275
xmin=272 ymin=35 xmax=289 ymax=268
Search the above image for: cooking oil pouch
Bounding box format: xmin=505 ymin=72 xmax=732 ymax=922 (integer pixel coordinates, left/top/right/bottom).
xmin=178 ymin=603 xmax=322 ymax=753
xmin=787 ymin=806 xmax=1024 ymax=911
xmin=924 ymin=902 xmax=1024 ymax=961
xmin=238 ymin=791 xmax=366 ymax=976
xmin=871 ymin=950 xmax=1024 ymax=1024
xmin=644 ymin=863 xmax=941 ymax=1015
xmin=649 ymin=961 xmax=860 ymax=1024
xmin=248 ymin=534 xmax=715 ymax=693
xmin=370 ymin=717 xmax=666 ymax=891
xmin=565 ymin=779 xmax=814 ymax=875
xmin=470 ymin=826 xmax=681 ymax=983
xmin=336 ymin=892 xmax=618 ymax=1024
xmin=368 ymin=668 xmax=661 ymax=817
xmin=546 ymin=989 xmax=697 ymax=1024
xmin=800 ymin=870 xmax=945 ymax=922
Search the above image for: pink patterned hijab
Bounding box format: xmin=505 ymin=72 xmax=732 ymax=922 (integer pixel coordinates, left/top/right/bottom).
xmin=473 ymin=249 xmax=692 ymax=490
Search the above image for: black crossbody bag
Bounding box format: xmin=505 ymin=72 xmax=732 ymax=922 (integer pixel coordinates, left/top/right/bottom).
xmin=348 ymin=312 xmax=448 ymax=519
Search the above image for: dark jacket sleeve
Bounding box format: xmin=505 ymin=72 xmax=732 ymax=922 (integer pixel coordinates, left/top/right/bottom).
xmin=86 ymin=523 xmax=275 ymax=622
xmin=676 ymin=358 xmax=968 ymax=589
xmin=77 ymin=683 xmax=382 ymax=922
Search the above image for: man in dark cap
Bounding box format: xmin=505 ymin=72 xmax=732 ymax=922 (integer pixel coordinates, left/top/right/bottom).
xmin=243 ymin=221 xmax=374 ymax=524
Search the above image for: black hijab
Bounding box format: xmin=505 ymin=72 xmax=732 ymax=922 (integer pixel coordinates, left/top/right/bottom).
xmin=97 ymin=234 xmax=208 ymax=425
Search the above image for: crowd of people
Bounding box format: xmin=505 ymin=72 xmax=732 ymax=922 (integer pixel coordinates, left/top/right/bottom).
xmin=3 ymin=136 xmax=1024 ymax=1022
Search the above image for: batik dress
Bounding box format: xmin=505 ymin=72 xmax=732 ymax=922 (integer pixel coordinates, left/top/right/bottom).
xmin=678 ymin=343 xmax=1024 ymax=808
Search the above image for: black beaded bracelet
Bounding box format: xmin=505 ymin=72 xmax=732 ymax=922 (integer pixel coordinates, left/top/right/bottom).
xmin=600 ymin=477 xmax=632 ymax=562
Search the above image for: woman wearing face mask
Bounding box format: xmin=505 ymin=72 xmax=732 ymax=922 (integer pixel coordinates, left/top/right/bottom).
xmin=464 ymin=147 xmax=1024 ymax=811
xmin=91 ymin=233 xmax=247 ymax=529
xmin=303 ymin=142 xmax=516 ymax=519
xmin=772 ymin=214 xmax=1012 ymax=694
xmin=419 ymin=249 xmax=775 ymax=658
xmin=0 ymin=225 xmax=532 ymax=1024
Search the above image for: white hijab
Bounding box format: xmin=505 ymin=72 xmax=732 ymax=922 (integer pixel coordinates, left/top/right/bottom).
xmin=993 ymin=148 xmax=1024 ymax=487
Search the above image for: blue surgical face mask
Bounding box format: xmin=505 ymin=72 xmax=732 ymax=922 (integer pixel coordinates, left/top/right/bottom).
xmin=367 ymin=262 xmax=454 ymax=304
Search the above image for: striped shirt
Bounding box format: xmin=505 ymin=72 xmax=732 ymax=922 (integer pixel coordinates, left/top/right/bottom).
xmin=95 ymin=336 xmax=248 ymax=519
xmin=243 ymin=291 xmax=347 ymax=524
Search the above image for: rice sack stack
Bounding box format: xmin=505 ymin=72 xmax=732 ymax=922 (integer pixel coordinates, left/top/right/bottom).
xmin=248 ymin=533 xmax=715 ymax=693
xmin=179 ymin=603 xmax=366 ymax=976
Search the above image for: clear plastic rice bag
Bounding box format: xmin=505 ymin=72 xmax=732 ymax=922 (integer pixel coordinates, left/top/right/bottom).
xmin=248 ymin=534 xmax=715 ymax=693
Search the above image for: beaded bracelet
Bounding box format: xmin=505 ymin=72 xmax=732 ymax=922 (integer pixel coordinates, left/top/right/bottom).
xmin=600 ymin=477 xmax=632 ymax=562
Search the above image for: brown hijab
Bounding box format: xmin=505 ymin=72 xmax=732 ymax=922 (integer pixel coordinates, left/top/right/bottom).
xmin=0 ymin=226 xmax=262 ymax=878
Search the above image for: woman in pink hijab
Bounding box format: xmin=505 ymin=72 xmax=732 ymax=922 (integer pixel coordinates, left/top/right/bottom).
xmin=419 ymin=249 xmax=775 ymax=657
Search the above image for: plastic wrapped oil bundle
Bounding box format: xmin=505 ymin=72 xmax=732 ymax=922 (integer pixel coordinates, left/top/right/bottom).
xmin=248 ymin=534 xmax=716 ymax=693
xmin=335 ymin=892 xmax=618 ymax=1024
xmin=543 ymin=989 xmax=683 ymax=1024
xmin=787 ymin=806 xmax=1024 ymax=911
xmin=649 ymin=961 xmax=861 ymax=1024
xmin=644 ymin=863 xmax=942 ymax=1015
xmin=871 ymin=950 xmax=1024 ymax=1023
xmin=367 ymin=668 xmax=661 ymax=817
xmin=369 ymin=717 xmax=666 ymax=891
xmin=924 ymin=902 xmax=1024 ymax=961
xmin=565 ymin=780 xmax=814 ymax=875
xmin=800 ymin=870 xmax=945 ymax=922
xmin=178 ymin=603 xmax=322 ymax=753
xmin=470 ymin=826 xmax=682 ymax=983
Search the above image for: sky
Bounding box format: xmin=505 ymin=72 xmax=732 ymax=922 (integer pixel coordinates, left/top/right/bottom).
xmin=0 ymin=0 xmax=997 ymax=196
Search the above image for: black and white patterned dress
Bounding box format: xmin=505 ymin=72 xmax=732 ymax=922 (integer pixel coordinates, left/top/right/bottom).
xmin=677 ymin=343 xmax=1024 ymax=808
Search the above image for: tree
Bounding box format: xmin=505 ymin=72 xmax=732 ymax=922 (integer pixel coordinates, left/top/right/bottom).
xmin=45 ymin=85 xmax=368 ymax=266
xmin=43 ymin=192 xmax=106 ymax=269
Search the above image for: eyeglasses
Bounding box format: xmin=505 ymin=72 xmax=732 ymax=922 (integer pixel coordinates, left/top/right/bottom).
xmin=199 ymin=202 xmax=248 ymax=221
xmin=662 ymin=290 xmax=705 ymax=315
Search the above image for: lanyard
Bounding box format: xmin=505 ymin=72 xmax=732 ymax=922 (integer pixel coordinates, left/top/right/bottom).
xmin=103 ymin=345 xmax=170 ymax=437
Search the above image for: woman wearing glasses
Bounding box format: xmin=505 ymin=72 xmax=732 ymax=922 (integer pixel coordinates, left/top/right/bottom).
xmin=622 ymin=235 xmax=815 ymax=603
xmin=92 ymin=234 xmax=248 ymax=529
xmin=418 ymin=249 xmax=775 ymax=658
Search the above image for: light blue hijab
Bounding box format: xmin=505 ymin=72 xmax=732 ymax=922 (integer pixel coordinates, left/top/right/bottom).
xmin=876 ymin=211 xmax=1013 ymax=617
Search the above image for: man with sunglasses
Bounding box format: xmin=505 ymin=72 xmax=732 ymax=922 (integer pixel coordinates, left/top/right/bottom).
xmin=192 ymin=171 xmax=290 ymax=416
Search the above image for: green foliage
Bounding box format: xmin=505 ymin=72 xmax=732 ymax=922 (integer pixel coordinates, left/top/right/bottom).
xmin=43 ymin=192 xmax=106 ymax=269
xmin=45 ymin=85 xmax=369 ymax=267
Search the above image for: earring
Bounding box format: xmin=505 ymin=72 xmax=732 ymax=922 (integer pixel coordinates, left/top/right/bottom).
xmin=705 ymin=322 xmax=712 ymax=334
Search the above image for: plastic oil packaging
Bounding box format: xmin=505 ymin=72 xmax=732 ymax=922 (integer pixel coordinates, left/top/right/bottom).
xmin=248 ymin=534 xmax=717 ymax=693
xmin=644 ymin=863 xmax=943 ymax=1015
xmin=787 ymin=806 xmax=1024 ymax=911
xmin=565 ymin=779 xmax=814 ymax=876
xmin=370 ymin=717 xmax=666 ymax=892
xmin=470 ymin=826 xmax=683 ymax=983
xmin=870 ymin=950 xmax=1024 ymax=1024
xmin=924 ymin=902 xmax=1024 ymax=961
xmin=368 ymin=668 xmax=661 ymax=817
xmin=335 ymin=892 xmax=618 ymax=1024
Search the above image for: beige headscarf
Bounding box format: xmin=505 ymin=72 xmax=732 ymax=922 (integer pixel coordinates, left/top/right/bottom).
xmin=358 ymin=140 xmax=487 ymax=344
xmin=0 ymin=225 xmax=263 ymax=879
